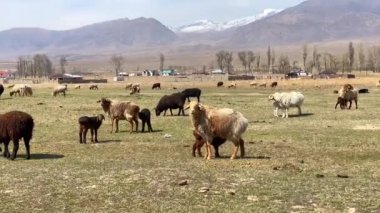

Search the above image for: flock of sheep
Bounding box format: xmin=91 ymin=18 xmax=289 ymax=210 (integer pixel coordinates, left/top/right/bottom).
xmin=0 ymin=80 xmax=364 ymax=160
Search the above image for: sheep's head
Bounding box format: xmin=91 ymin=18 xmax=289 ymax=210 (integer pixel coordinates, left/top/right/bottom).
xmin=97 ymin=114 xmax=105 ymax=122
xmin=268 ymin=94 xmax=275 ymax=101
xmin=98 ymin=98 xmax=111 ymax=112
xmin=337 ymin=97 xmax=347 ymax=109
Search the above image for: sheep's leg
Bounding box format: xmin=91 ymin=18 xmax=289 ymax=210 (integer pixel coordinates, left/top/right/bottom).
xmin=354 ymin=99 xmax=358 ymax=109
xmin=24 ymin=139 xmax=31 ymax=159
xmin=197 ymin=96 xmax=200 ymax=102
xmin=147 ymin=120 xmax=153 ymax=132
xmin=274 ymin=107 xmax=278 ymax=117
xmin=141 ymin=121 xmax=145 ymax=132
xmin=10 ymin=140 xmax=19 ymax=160
xmin=187 ymin=97 xmax=191 ymax=102
xmin=115 ymin=119 xmax=119 ymax=133
xmin=3 ymin=140 xmax=10 ymax=158
xmin=205 ymin=141 xmax=212 ymax=160
xmin=230 ymin=141 xmax=240 ymax=160
xmin=110 ymin=118 xmax=114 ymax=133
xmin=239 ymin=138 xmax=245 ymax=158
xmin=163 ymin=110 xmax=167 ymax=116
xmin=129 ymin=120 xmax=133 ymax=134
xmin=94 ymin=129 xmax=98 ymax=143
xmin=282 ymin=109 xmax=287 ymax=118
xmin=170 ymin=108 xmax=173 ymax=116
xmin=214 ymin=145 xmax=220 ymax=158
xmin=90 ymin=129 xmax=94 ymax=142
xmin=79 ymin=127 xmax=83 ymax=143
xmin=83 ymin=129 xmax=88 ymax=144
xmin=348 ymin=100 xmax=353 ymax=109
xmin=297 ymin=106 xmax=302 ymax=115
xmin=134 ymin=118 xmax=139 ymax=132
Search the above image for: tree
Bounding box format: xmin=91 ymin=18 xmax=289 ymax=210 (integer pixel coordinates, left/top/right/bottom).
xmin=267 ymin=45 xmax=271 ymax=72
xmin=216 ymin=50 xmax=226 ymax=71
xmin=59 ymin=56 xmax=68 ymax=74
xmin=302 ymin=43 xmax=308 ymax=70
xmin=278 ymin=55 xmax=290 ymax=74
xmin=225 ymin=52 xmax=233 ymax=74
xmin=110 ymin=55 xmax=124 ymax=76
xmin=348 ymin=41 xmax=355 ymax=73
xmin=358 ymin=43 xmax=365 ymax=72
xmin=312 ymin=46 xmax=321 ymax=72
xmin=247 ymin=51 xmax=255 ymax=73
xmin=271 ymin=49 xmax=275 ymax=71
xmin=256 ymin=54 xmax=261 ymax=72
xmin=33 ymin=54 xmax=52 ymax=77
xmin=238 ymin=51 xmax=247 ymax=73
xmin=159 ymin=53 xmax=165 ymax=71
xmin=216 ymin=50 xmax=233 ymax=74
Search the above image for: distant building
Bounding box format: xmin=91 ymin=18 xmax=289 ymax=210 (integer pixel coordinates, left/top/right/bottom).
xmin=0 ymin=70 xmax=15 ymax=79
xmin=162 ymin=69 xmax=177 ymax=76
xmin=143 ymin=70 xmax=160 ymax=76
xmin=211 ymin=69 xmax=225 ymax=75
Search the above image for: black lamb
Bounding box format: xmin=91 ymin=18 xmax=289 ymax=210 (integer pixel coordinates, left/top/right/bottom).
xmin=78 ymin=114 xmax=105 ymax=143
xmin=139 ymin=108 xmax=153 ymax=132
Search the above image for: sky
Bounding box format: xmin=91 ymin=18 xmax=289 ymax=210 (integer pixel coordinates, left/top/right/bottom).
xmin=0 ymin=0 xmax=305 ymax=31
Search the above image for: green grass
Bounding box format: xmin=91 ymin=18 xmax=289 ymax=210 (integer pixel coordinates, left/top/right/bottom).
xmin=0 ymin=85 xmax=379 ymax=212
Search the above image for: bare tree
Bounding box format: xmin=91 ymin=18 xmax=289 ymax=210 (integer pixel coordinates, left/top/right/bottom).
xmin=271 ymin=49 xmax=276 ymax=71
xmin=358 ymin=43 xmax=365 ymax=72
xmin=341 ymin=53 xmax=349 ymax=73
xmin=159 ymin=53 xmax=165 ymax=71
xmin=312 ymin=46 xmax=321 ymax=72
xmin=348 ymin=41 xmax=355 ymax=73
xmin=278 ymin=55 xmax=290 ymax=74
xmin=33 ymin=54 xmax=52 ymax=77
xmin=216 ymin=50 xmax=226 ymax=71
xmin=110 ymin=55 xmax=125 ymax=76
xmin=247 ymin=51 xmax=255 ymax=74
xmin=59 ymin=56 xmax=68 ymax=74
xmin=216 ymin=50 xmax=233 ymax=74
xmin=256 ymin=54 xmax=261 ymax=72
xmin=225 ymin=52 xmax=233 ymax=74
xmin=238 ymin=51 xmax=247 ymax=73
xmin=267 ymin=45 xmax=271 ymax=72
xmin=302 ymin=43 xmax=308 ymax=70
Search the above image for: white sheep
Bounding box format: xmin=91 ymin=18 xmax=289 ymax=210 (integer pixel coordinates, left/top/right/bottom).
xmin=9 ymin=84 xmax=32 ymax=97
xmin=186 ymin=101 xmax=248 ymax=160
xmin=52 ymin=84 xmax=68 ymax=97
xmin=268 ymin=92 xmax=304 ymax=118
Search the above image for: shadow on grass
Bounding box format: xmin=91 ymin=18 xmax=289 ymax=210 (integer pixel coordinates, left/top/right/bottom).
xmin=18 ymin=153 xmax=65 ymax=160
xmin=139 ymin=129 xmax=163 ymax=134
xmin=96 ymin=140 xmax=122 ymax=144
xmin=288 ymin=112 xmax=314 ymax=118
xmin=206 ymin=155 xmax=271 ymax=160
xmin=0 ymin=97 xmax=12 ymax=100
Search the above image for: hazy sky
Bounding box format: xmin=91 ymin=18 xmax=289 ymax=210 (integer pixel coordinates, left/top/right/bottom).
xmin=1 ymin=0 xmax=305 ymax=31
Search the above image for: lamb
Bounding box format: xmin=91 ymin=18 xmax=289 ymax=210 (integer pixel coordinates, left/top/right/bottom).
xmin=181 ymin=88 xmax=202 ymax=102
xmin=155 ymin=92 xmax=186 ymax=116
xmin=98 ymin=98 xmax=140 ymax=133
xmin=130 ymin=84 xmax=140 ymax=95
xmin=0 ymin=111 xmax=34 ymax=160
xmin=22 ymin=85 xmax=33 ymax=96
xmin=259 ymin=83 xmax=267 ymax=88
xmin=268 ymin=92 xmax=304 ymax=118
xmin=228 ymin=82 xmax=237 ymax=88
xmin=138 ymin=108 xmax=153 ymax=132
xmin=217 ymin=81 xmax=224 ymax=87
xmin=78 ymin=114 xmax=105 ymax=143
xmin=89 ymin=84 xmax=98 ymax=90
xmin=250 ymin=82 xmax=258 ymax=87
xmin=271 ymin=82 xmax=278 ymax=88
xmin=74 ymin=85 xmax=81 ymax=89
xmin=192 ymin=130 xmax=226 ymax=158
xmin=9 ymin=84 xmax=30 ymax=97
xmin=0 ymin=84 xmax=4 ymax=97
xmin=152 ymin=83 xmax=161 ymax=90
xmin=187 ymin=101 xmax=248 ymax=160
xmin=52 ymin=84 xmax=68 ymax=97
xmin=125 ymin=83 xmax=133 ymax=90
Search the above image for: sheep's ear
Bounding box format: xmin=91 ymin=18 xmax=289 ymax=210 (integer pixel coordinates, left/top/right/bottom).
xmin=198 ymin=103 xmax=205 ymax=111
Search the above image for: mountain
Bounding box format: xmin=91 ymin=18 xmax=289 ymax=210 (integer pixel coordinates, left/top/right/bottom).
xmin=0 ymin=17 xmax=176 ymax=57
xmin=227 ymin=0 xmax=380 ymax=47
xmin=176 ymin=9 xmax=281 ymax=33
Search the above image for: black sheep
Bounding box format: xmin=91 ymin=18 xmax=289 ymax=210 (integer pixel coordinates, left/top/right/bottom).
xmin=0 ymin=84 xmax=4 ymax=97
xmin=192 ymin=130 xmax=226 ymax=158
xmin=271 ymin=82 xmax=278 ymax=88
xmin=0 ymin=111 xmax=34 ymax=160
xmin=155 ymin=92 xmax=186 ymax=116
xmin=152 ymin=83 xmax=161 ymax=90
xmin=217 ymin=81 xmax=223 ymax=87
xmin=139 ymin=108 xmax=153 ymax=132
xmin=181 ymin=88 xmax=202 ymax=102
xmin=78 ymin=114 xmax=105 ymax=143
xmin=358 ymin=88 xmax=369 ymax=93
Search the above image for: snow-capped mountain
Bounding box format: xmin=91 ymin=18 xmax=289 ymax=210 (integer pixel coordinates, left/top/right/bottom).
xmin=176 ymin=9 xmax=281 ymax=33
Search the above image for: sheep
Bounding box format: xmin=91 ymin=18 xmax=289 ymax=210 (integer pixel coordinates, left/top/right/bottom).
xmin=271 ymin=82 xmax=278 ymax=88
xmin=358 ymin=88 xmax=369 ymax=94
xmin=9 ymin=84 xmax=29 ymax=97
xmin=228 ymin=82 xmax=237 ymax=88
xmin=0 ymin=84 xmax=4 ymax=97
xmin=74 ymin=85 xmax=81 ymax=89
xmin=152 ymin=83 xmax=161 ymax=90
xmin=186 ymin=101 xmax=248 ymax=160
xmin=98 ymin=98 xmax=140 ymax=133
xmin=181 ymin=88 xmax=202 ymax=102
xmin=130 ymin=84 xmax=140 ymax=95
xmin=52 ymin=84 xmax=68 ymax=97
xmin=192 ymin=130 xmax=226 ymax=158
xmin=155 ymin=92 xmax=186 ymax=116
xmin=89 ymin=84 xmax=98 ymax=90
xmin=78 ymin=114 xmax=105 ymax=144
xmin=0 ymin=111 xmax=34 ymax=160
xmin=217 ymin=81 xmax=224 ymax=87
xmin=337 ymin=84 xmax=358 ymax=109
xmin=259 ymin=83 xmax=267 ymax=88
xmin=250 ymin=82 xmax=258 ymax=87
xmin=139 ymin=108 xmax=153 ymax=132
xmin=268 ymin=92 xmax=304 ymax=118
xmin=22 ymin=85 xmax=33 ymax=96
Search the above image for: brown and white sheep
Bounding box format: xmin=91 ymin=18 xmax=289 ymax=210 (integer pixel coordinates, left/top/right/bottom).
xmin=52 ymin=84 xmax=68 ymax=97
xmin=0 ymin=111 xmax=34 ymax=160
xmin=98 ymin=98 xmax=140 ymax=133
xmin=78 ymin=114 xmax=105 ymax=143
xmin=337 ymin=84 xmax=358 ymax=109
xmin=130 ymin=84 xmax=140 ymax=95
xmin=186 ymin=101 xmax=248 ymax=160
xmin=9 ymin=84 xmax=32 ymax=97
xmin=89 ymin=84 xmax=98 ymax=90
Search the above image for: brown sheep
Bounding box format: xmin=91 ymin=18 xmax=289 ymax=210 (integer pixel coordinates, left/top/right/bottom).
xmin=187 ymin=101 xmax=248 ymax=160
xmin=98 ymin=98 xmax=140 ymax=133
xmin=0 ymin=111 xmax=34 ymax=160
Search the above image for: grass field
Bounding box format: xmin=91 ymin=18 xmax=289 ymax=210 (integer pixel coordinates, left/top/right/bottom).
xmin=0 ymin=79 xmax=379 ymax=212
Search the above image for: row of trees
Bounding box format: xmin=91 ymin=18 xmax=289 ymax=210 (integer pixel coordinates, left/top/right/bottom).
xmin=216 ymin=42 xmax=380 ymax=74
xmin=16 ymin=55 xmax=68 ymax=78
